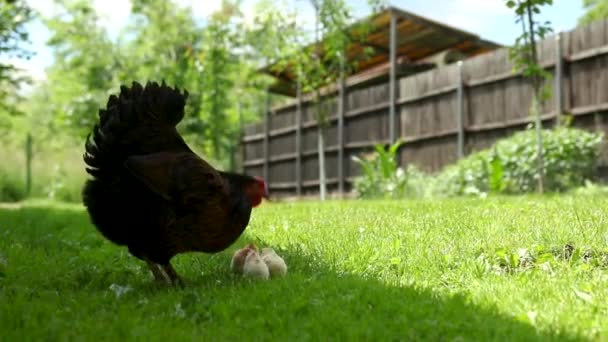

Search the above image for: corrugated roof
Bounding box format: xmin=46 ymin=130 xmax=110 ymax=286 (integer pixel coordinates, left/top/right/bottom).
xmin=260 ymin=6 xmax=501 ymax=97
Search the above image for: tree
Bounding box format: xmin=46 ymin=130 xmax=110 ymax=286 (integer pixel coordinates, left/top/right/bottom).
xmin=195 ymin=2 xmax=249 ymax=167
xmin=42 ymin=0 xmax=123 ymax=138
xmin=35 ymin=0 xmax=264 ymax=168
xmin=120 ymin=0 xmax=207 ymax=149
xmin=505 ymin=0 xmax=554 ymax=194
xmin=579 ymin=0 xmax=608 ymax=24
xmin=0 ymin=0 xmax=34 ymax=115
xmin=121 ymin=0 xmax=202 ymax=92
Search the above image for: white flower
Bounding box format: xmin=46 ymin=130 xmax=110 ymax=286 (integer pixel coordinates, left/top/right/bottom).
xmin=109 ymin=284 xmax=132 ymax=298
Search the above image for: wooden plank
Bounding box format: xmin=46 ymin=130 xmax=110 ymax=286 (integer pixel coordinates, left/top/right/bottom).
xmin=269 ymin=181 xmax=298 ymax=190
xmin=346 ymin=101 xmax=390 ymax=118
xmin=269 ymin=152 xmax=298 ymax=163
xmin=467 ymin=70 xmax=517 ymax=88
xmin=567 ymin=43 xmax=608 ymax=63
xmin=302 ymin=178 xmax=339 ymax=187
xmin=344 ymin=139 xmax=391 ymax=149
xmin=467 ymin=59 xmax=556 ymax=88
xmin=244 ymin=158 xmax=265 ymax=167
xmin=403 ymin=129 xmax=458 ymax=143
xmin=555 ymin=32 xmax=564 ymax=120
xmin=397 ymin=84 xmax=458 ymax=104
xmin=242 ymin=133 xmax=265 ymax=143
xmin=302 ymin=146 xmax=339 ymax=157
xmin=467 ymin=112 xmax=556 ymax=132
xmin=302 ymin=114 xmax=339 ymax=129
xmin=570 ymin=102 xmax=608 ymax=116
xmin=269 ymin=125 xmax=298 ymax=137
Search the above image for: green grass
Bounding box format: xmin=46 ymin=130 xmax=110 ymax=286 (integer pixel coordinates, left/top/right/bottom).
xmin=1 ymin=196 xmax=607 ymax=341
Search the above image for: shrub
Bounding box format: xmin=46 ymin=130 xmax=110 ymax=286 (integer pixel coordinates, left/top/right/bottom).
xmin=0 ymin=141 xmax=86 ymax=203
xmin=0 ymin=169 xmax=26 ymax=202
xmin=435 ymin=127 xmax=605 ymax=196
xmin=351 ymin=141 xmax=436 ymax=199
xmin=351 ymin=127 xmax=604 ymax=199
xmin=351 ymin=141 xmax=405 ymax=199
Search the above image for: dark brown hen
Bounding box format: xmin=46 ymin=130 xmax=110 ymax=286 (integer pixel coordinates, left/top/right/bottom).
xmin=81 ymin=81 xmax=268 ymax=285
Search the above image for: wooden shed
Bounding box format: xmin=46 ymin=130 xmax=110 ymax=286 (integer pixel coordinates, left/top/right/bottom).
xmin=242 ymin=5 xmax=504 ymax=197
xmin=259 ymin=6 xmax=501 ymax=98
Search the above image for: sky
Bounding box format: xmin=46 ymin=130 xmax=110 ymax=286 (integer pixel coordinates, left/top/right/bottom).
xmin=6 ymin=0 xmax=587 ymax=84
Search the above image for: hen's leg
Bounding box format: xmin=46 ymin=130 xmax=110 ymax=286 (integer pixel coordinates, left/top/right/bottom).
xmin=161 ymin=262 xmax=184 ymax=287
xmin=144 ymin=257 xmax=169 ymax=283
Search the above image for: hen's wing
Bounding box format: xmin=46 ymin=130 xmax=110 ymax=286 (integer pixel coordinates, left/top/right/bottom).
xmin=124 ymin=151 xmax=229 ymax=206
xmin=124 ymin=151 xmax=243 ymax=254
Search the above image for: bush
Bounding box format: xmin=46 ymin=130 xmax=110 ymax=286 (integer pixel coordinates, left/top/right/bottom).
xmin=0 ymin=170 xmax=26 ymax=202
xmin=351 ymin=141 xmax=404 ymax=199
xmin=351 ymin=141 xmax=436 ymax=199
xmin=435 ymin=127 xmax=605 ymax=196
xmin=351 ymin=127 xmax=604 ymax=199
xmin=0 ymin=141 xmax=86 ymax=203
xmin=571 ymin=180 xmax=608 ymax=196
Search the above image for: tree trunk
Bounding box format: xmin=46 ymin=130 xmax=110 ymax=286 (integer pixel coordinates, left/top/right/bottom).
xmin=532 ymin=96 xmax=544 ymax=194
xmin=526 ymin=4 xmax=545 ymax=194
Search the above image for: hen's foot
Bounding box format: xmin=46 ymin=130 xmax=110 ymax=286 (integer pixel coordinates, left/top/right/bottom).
xmin=161 ymin=262 xmax=185 ymax=288
xmin=144 ymin=258 xmax=170 ymax=284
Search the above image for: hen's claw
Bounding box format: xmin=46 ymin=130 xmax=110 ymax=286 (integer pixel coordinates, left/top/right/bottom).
xmin=144 ymin=258 xmax=170 ymax=284
xmin=162 ymin=263 xmax=185 ymax=288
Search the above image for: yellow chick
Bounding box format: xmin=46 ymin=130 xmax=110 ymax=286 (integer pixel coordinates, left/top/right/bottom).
xmin=260 ymin=248 xmax=287 ymax=278
xmin=243 ymin=250 xmax=270 ymax=280
xmin=230 ymin=243 xmax=257 ymax=274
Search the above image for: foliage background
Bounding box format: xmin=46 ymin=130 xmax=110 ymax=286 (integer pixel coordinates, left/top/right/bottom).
xmin=1 ymin=0 xmax=608 ymax=202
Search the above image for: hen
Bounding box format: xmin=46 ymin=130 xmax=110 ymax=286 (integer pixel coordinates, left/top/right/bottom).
xmin=81 ymin=81 xmax=268 ymax=286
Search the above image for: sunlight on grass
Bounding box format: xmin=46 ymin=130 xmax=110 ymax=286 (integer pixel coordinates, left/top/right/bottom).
xmin=0 ymin=195 xmax=606 ymax=340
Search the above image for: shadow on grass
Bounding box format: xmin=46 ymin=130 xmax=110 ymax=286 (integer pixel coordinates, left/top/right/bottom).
xmin=0 ymin=204 xmax=579 ymax=341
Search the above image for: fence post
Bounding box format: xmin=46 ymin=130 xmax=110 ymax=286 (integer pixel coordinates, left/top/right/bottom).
xmin=388 ymin=10 xmax=397 ymax=145
xmin=263 ymin=91 xmax=270 ymax=185
xmin=456 ymin=61 xmax=465 ymax=159
xmin=555 ymin=31 xmax=563 ymax=124
xmin=337 ymin=61 xmax=346 ymax=196
xmin=25 ymin=133 xmax=32 ymax=196
xmin=231 ymin=98 xmax=242 ymax=172
xmin=295 ymin=82 xmax=303 ymax=196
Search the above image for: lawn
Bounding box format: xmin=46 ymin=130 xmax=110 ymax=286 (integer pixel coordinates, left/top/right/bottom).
xmin=1 ymin=195 xmax=607 ymax=341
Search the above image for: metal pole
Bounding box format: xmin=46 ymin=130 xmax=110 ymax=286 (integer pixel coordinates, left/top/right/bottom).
xmin=555 ymin=31 xmax=563 ymax=125
xmin=337 ymin=58 xmax=346 ymax=196
xmin=456 ymin=61 xmax=465 ymax=159
xmin=295 ymin=82 xmax=303 ymax=197
xmin=389 ymin=11 xmax=397 ymax=144
xmin=231 ymin=98 xmax=242 ymax=172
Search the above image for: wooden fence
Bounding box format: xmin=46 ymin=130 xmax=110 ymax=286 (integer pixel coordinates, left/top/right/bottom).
xmin=240 ymin=19 xmax=608 ymax=197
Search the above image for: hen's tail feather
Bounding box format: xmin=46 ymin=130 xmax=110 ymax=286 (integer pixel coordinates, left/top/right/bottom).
xmin=83 ymin=80 xmax=189 ymax=179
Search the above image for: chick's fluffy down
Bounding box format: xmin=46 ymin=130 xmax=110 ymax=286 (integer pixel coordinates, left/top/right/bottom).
xmin=261 ymin=248 xmax=287 ymax=277
xmin=243 ymin=251 xmax=269 ymax=280
xmin=230 ymin=243 xmax=258 ymax=274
